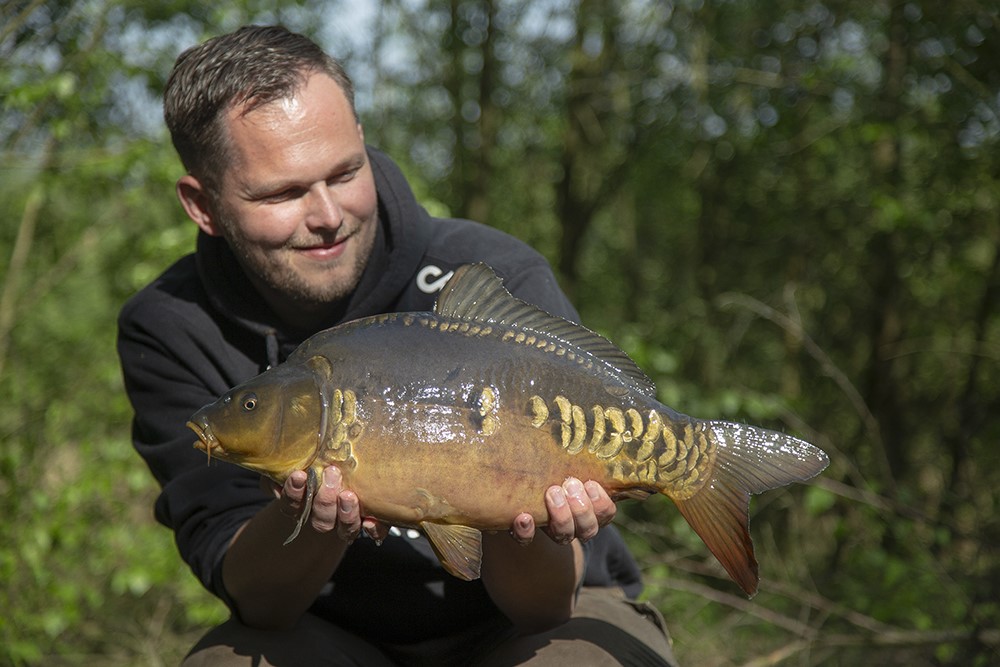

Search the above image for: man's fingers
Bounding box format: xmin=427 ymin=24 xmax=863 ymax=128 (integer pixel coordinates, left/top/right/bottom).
xmin=585 ymin=480 xmax=616 ymax=528
xmin=362 ymin=517 xmax=390 ymax=543
xmin=277 ymin=466 xmax=362 ymax=543
xmin=563 ymin=478 xmax=599 ymax=542
xmin=542 ymin=478 xmax=613 ymax=544
xmin=335 ymin=490 xmax=362 ymax=542
xmin=510 ymin=513 xmax=535 ymax=545
xmin=282 ymin=470 xmax=309 ymax=502
xmin=302 ymin=467 xmax=338 ymax=533
xmin=544 ymin=485 xmax=574 ymax=544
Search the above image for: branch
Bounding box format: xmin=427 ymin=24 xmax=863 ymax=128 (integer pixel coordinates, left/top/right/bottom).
xmin=0 ymin=181 xmax=45 ymax=378
xmin=650 ymin=576 xmax=820 ymax=639
xmin=716 ymin=291 xmax=896 ymax=493
xmin=0 ymin=0 xmax=46 ymax=46
xmin=649 ymin=572 xmax=1000 ymax=666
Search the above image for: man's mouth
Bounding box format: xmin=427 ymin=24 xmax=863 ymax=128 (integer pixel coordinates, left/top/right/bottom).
xmin=296 ymin=232 xmax=351 ymax=259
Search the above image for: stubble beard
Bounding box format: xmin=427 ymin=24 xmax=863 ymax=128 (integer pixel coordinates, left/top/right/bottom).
xmin=218 ymin=209 xmax=378 ymax=310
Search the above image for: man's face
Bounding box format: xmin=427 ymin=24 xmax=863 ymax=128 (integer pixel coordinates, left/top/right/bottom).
xmin=199 ymin=72 xmax=378 ymax=314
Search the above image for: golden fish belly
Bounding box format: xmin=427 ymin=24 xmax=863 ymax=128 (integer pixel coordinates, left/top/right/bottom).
xmin=341 ymin=407 xmax=614 ymax=530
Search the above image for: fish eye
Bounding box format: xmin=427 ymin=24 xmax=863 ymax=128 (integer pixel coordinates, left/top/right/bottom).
xmin=242 ymin=394 xmax=258 ymax=411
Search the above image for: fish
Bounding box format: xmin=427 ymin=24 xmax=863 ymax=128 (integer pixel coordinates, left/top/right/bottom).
xmin=187 ymin=263 xmax=829 ymax=596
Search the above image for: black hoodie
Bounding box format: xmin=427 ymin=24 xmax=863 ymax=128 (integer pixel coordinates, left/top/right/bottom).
xmin=117 ymin=147 xmax=641 ymax=643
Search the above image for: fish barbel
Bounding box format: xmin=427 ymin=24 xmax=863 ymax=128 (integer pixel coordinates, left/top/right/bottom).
xmin=187 ymin=263 xmax=829 ymax=596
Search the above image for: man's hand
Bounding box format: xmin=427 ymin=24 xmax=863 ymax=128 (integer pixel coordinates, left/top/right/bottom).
xmin=264 ymin=466 xmax=389 ymax=544
xmin=227 ymin=465 xmax=389 ymax=629
xmin=481 ymin=477 xmax=614 ymax=633
xmin=509 ymin=477 xmax=616 ymax=545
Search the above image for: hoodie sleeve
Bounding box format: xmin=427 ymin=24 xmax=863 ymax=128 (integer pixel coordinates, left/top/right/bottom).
xmin=116 ymin=262 xmax=268 ymax=602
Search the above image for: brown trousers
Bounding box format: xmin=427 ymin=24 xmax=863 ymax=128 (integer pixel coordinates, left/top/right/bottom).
xmin=183 ymin=587 xmax=679 ymax=667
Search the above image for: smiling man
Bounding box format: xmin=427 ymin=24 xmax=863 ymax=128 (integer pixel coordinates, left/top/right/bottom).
xmin=176 ymin=71 xmax=378 ymax=331
xmin=118 ymin=25 xmax=677 ymax=666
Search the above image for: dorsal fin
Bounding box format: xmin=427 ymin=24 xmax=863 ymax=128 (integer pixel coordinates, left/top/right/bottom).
xmin=436 ymin=263 xmax=657 ymax=397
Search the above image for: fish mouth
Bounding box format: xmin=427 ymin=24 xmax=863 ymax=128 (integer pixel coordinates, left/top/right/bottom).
xmin=187 ymin=419 xmax=223 ymax=460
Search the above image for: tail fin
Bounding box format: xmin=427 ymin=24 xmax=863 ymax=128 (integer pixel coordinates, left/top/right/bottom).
xmin=670 ymin=422 xmax=829 ymax=597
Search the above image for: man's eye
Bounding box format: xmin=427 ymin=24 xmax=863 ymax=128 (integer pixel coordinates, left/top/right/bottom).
xmin=261 ymin=187 xmax=304 ymax=203
xmin=329 ymin=168 xmax=359 ymax=185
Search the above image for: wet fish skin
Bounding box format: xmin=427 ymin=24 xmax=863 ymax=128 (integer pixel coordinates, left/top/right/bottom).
xmin=188 ymin=263 xmax=829 ymax=595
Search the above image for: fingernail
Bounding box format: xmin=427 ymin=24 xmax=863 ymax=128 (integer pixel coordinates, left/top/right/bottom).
xmin=548 ymin=487 xmax=567 ymax=507
xmin=324 ymin=467 xmax=341 ymax=488
xmin=585 ymin=481 xmax=602 ymax=501
xmin=289 ymin=472 xmax=305 ymax=490
xmin=338 ymin=494 xmax=356 ymax=512
xmin=564 ymin=478 xmax=584 ymax=499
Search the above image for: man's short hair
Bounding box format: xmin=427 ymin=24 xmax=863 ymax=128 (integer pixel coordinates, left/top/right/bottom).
xmin=164 ymin=25 xmax=357 ymax=192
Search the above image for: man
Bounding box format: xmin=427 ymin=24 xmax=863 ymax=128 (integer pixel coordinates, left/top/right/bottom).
xmin=118 ymin=25 xmax=677 ymax=666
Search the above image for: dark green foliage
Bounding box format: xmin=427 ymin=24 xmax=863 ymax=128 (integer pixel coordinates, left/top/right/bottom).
xmin=2 ymin=1 xmax=998 ymax=664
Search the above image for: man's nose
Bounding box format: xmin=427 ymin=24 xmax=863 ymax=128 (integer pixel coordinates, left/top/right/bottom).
xmin=304 ymin=184 xmax=344 ymax=230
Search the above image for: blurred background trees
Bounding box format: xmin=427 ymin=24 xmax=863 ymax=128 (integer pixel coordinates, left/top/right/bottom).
xmin=2 ymin=0 xmax=998 ymax=664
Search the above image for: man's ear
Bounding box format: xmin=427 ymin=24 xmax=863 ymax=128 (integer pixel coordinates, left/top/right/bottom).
xmin=176 ymin=174 xmax=223 ymax=237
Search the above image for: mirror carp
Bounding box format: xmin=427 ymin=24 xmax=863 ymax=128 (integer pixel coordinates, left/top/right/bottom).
xmin=187 ymin=263 xmax=829 ymax=596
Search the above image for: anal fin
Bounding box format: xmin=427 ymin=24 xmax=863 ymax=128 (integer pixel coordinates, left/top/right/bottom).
xmin=672 ymin=480 xmax=758 ymax=597
xmin=421 ymin=522 xmax=483 ymax=581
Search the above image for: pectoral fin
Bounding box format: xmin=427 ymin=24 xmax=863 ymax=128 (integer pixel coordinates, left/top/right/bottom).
xmin=283 ymin=467 xmax=319 ymax=546
xmin=421 ymin=522 xmax=483 ymax=581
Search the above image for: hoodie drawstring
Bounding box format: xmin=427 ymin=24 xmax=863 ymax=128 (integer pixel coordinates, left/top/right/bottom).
xmin=265 ymin=331 xmax=280 ymax=370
